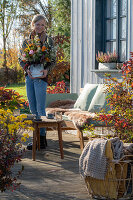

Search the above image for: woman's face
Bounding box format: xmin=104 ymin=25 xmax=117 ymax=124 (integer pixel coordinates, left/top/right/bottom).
xmin=34 ymin=19 xmax=45 ymax=34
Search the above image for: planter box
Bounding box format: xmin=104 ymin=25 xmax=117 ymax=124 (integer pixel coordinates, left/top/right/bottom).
xmin=98 ymin=63 xmax=117 ymax=70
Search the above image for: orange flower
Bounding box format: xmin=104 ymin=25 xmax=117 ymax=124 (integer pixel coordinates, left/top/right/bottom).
xmin=113 ymin=94 xmax=117 ymax=99
xmin=24 ymin=48 xmax=29 ymax=52
xmin=45 ymin=57 xmax=50 ymax=62
xmin=42 ymin=46 xmax=46 ymax=52
xmin=29 ymin=43 xmax=33 ymax=47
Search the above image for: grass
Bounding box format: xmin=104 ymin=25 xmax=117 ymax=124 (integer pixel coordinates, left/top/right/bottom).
xmin=5 ymin=83 xmax=56 ymax=100
xmin=5 ymin=83 xmax=27 ymax=101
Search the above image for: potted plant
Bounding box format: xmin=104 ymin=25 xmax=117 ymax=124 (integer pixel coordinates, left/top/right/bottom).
xmin=96 ymin=50 xmax=118 ymax=70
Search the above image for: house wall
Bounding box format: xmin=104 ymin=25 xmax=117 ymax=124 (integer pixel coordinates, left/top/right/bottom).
xmin=70 ymin=0 xmax=133 ymax=94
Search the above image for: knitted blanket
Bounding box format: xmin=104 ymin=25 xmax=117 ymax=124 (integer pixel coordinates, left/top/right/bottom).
xmin=79 ymin=138 xmax=108 ymax=180
xmin=110 ymin=137 xmax=124 ymax=159
xmin=124 ymin=143 xmax=133 ymax=155
xmin=79 ymin=137 xmax=124 ymax=180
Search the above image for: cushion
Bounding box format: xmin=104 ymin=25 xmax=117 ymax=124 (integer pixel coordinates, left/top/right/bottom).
xmin=88 ymin=84 xmax=109 ymax=113
xmin=74 ymin=84 xmax=98 ymax=111
xmin=47 ymin=99 xmax=76 ymax=108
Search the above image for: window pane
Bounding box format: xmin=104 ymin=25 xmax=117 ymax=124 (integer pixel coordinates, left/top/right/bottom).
xmin=111 ymin=0 xmax=117 ymax=17
xmin=107 ymin=0 xmax=117 ymax=18
xmin=106 ymin=19 xmax=116 ymax=40
xmin=120 ymin=41 xmax=126 ymax=62
xmin=120 ymin=0 xmax=127 ymax=16
xmin=106 ymin=42 xmax=116 ymax=52
xmin=120 ymin=17 xmax=126 ymax=38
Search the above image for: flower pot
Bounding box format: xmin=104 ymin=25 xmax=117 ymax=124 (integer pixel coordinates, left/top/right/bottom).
xmin=98 ymin=63 xmax=117 ymax=70
xmin=30 ymin=64 xmax=44 ymax=77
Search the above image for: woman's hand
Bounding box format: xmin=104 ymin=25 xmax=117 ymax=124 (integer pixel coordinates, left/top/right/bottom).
xmin=27 ymin=69 xmax=32 ymax=77
xmin=26 ymin=69 xmax=35 ymax=79
xmin=38 ymin=69 xmax=48 ymax=78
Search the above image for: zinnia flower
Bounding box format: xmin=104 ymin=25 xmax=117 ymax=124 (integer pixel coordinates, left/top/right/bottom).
xmin=22 ymin=53 xmax=26 ymax=57
xmin=29 ymin=50 xmax=34 ymax=55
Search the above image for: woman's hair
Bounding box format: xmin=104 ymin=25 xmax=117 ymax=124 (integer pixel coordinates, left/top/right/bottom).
xmin=31 ymin=14 xmax=46 ymax=29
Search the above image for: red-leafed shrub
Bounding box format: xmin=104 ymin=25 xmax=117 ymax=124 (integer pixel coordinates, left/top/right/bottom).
xmin=0 ymin=87 xmax=25 ymax=111
xmin=47 ymin=80 xmax=70 ymax=94
xmin=98 ymin=52 xmax=133 ymax=142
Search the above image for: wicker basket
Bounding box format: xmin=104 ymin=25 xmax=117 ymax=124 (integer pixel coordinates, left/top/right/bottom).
xmin=85 ymin=155 xmax=133 ymax=200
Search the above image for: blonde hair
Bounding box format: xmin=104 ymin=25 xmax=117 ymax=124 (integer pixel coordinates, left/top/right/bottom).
xmin=31 ymin=14 xmax=46 ymax=29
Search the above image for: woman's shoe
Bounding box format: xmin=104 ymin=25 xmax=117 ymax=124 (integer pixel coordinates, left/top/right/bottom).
xmin=44 ymin=135 xmax=47 ymax=147
xmin=27 ymin=142 xmax=33 ymax=150
xmin=27 ymin=142 xmax=37 ymax=150
xmin=27 ymin=136 xmax=47 ymax=150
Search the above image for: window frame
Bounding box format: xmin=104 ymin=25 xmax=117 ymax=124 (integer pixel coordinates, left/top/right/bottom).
xmin=104 ymin=0 xmax=127 ymax=62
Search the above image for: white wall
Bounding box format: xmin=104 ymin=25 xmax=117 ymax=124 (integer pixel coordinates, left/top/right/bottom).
xmin=70 ymin=0 xmax=98 ymax=94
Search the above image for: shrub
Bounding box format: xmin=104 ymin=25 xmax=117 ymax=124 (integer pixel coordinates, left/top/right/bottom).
xmin=98 ymin=52 xmax=133 ymax=142
xmin=0 ymin=109 xmax=33 ymax=192
xmin=20 ymin=101 xmax=30 ymax=114
xmin=47 ymin=35 xmax=70 ymax=85
xmin=47 ymin=80 xmax=70 ymax=94
xmin=0 ymin=88 xmax=33 ymax=192
xmin=0 ymin=87 xmax=25 ymax=111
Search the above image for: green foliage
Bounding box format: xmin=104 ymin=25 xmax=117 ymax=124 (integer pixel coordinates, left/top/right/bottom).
xmin=51 ymin=0 xmax=71 ymax=35
xmin=50 ymin=0 xmax=71 ymax=61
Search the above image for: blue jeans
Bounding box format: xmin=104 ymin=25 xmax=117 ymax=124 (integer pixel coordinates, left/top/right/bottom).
xmin=26 ymin=75 xmax=47 ymax=136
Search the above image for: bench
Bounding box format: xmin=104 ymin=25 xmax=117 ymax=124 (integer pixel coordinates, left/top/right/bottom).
xmin=46 ymin=84 xmax=112 ymax=150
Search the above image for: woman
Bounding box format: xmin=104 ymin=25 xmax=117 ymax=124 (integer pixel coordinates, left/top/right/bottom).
xmin=19 ymin=14 xmax=56 ymax=150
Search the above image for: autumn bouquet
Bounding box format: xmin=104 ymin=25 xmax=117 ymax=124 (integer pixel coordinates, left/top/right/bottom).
xmin=21 ymin=35 xmax=52 ymax=65
xmin=20 ymin=35 xmax=55 ymax=77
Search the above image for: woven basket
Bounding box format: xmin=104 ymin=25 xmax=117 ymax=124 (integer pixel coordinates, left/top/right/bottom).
xmin=85 ymin=155 xmax=133 ymax=200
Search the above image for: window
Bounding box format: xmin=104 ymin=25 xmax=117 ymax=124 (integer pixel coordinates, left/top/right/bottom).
xmin=105 ymin=0 xmax=127 ymax=62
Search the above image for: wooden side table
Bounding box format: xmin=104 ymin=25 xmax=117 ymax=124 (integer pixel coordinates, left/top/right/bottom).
xmin=32 ymin=117 xmax=64 ymax=161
